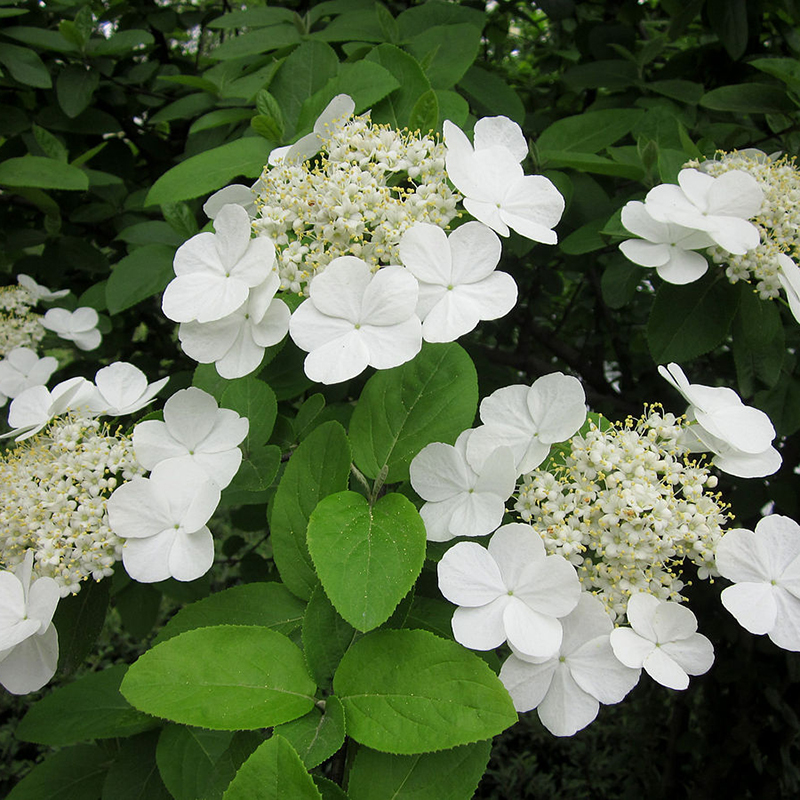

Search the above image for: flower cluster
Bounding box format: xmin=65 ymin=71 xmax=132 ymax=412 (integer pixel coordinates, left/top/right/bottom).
xmin=515 ymin=409 xmax=728 ymax=619
xmin=0 ymin=412 xmax=142 ymax=596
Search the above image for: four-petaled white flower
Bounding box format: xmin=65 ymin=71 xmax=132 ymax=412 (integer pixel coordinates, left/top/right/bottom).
xmin=161 ymin=204 xmax=276 ymax=324
xmin=610 ymin=593 xmax=714 ymax=690
xmin=619 ymin=200 xmax=716 ymax=285
xmin=41 ymin=307 xmax=102 ymax=351
xmin=659 ymin=362 xmax=780 ymax=478
xmin=179 ymin=272 xmax=291 ymax=379
xmin=437 ymin=522 xmax=581 ymax=659
xmin=92 ymin=362 xmax=169 ymax=416
xmin=466 ymin=372 xmax=587 ymax=475
xmin=16 ymin=274 xmax=69 ymax=303
xmin=443 ymin=118 xmax=564 ymax=244
xmin=644 ymin=168 xmax=763 ymax=255
xmin=289 ymin=256 xmax=421 ymax=384
xmin=0 ymin=348 xmax=58 ymax=400
xmin=0 ymin=551 xmax=60 ymax=695
xmin=500 ymin=594 xmax=641 ymax=736
xmin=132 ymin=387 xmax=249 ymax=489
xmin=268 ymin=93 xmax=355 ymax=166
xmin=410 ymin=429 xmax=516 ymax=542
xmin=715 ymin=515 xmax=800 ymax=651
xmin=398 ymin=222 xmax=517 ymax=342
xmin=107 ymin=460 xmax=221 ymax=583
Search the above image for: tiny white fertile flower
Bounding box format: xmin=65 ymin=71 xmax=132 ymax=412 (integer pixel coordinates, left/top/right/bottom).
xmin=467 ymin=372 xmax=587 ymax=475
xmin=409 ymin=429 xmax=516 ymax=542
xmin=715 ymin=515 xmax=800 ymax=651
xmin=398 ymin=222 xmax=517 ymax=342
xmin=500 ymin=594 xmax=640 ymax=736
xmin=107 ymin=460 xmax=221 ymax=583
xmin=659 ymin=362 xmax=780 ymax=478
xmin=203 ymin=183 xmax=258 ymax=220
xmin=132 ymin=387 xmax=248 ymax=489
xmin=289 ymin=256 xmax=421 ymax=384
xmin=2 ymin=377 xmax=98 ymax=441
xmin=41 ymin=307 xmax=102 ymax=351
xmin=610 ymin=593 xmax=714 ymax=690
xmin=92 ymin=362 xmax=169 ymax=417
xmin=0 ymin=348 xmax=58 ymax=399
xmin=162 ymin=204 xmax=276 ymax=324
xmin=16 ymin=274 xmax=69 ymax=303
xmin=438 ymin=522 xmax=581 ymax=659
xmin=0 ymin=551 xmax=60 ymax=694
xmin=619 ymin=201 xmax=715 ymax=285
xmin=179 ymin=272 xmax=290 ymax=379
xmin=777 ymin=253 xmax=800 ymax=323
xmin=444 ymin=118 xmax=564 ymax=244
xmin=644 ymin=168 xmax=763 ymax=255
xmin=268 ymin=93 xmax=355 ymax=166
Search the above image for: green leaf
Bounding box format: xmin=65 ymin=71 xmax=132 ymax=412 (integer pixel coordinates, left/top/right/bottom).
xmin=87 ymin=29 xmax=155 ymax=56
xmin=156 ymin=726 xmax=235 ymax=800
xmin=56 ymin=64 xmax=98 ymax=118
xmin=270 ymin=41 xmax=339 ymax=136
xmin=397 ymin=1 xmax=485 ymax=38
xmin=707 ymin=0 xmax=748 ymax=60
xmin=700 ymin=84 xmax=794 ymax=114
xmin=406 ymin=24 xmax=482 ymax=89
xmin=647 ymin=79 xmax=704 ymax=104
xmin=458 ymin=65 xmax=524 ymax=123
xmin=0 ymin=155 xmax=88 ymax=190
xmin=190 ymin=108 xmax=254 ymax=135
xmin=158 ymin=74 xmax=220 ymax=93
xmin=146 ymin=137 xmax=272 ymax=206
xmin=0 ymin=42 xmax=51 ymax=88
xmin=270 ymin=421 xmax=352 ymax=600
xmin=294 ymin=393 xmax=326 ymax=441
xmin=105 ymin=243 xmax=175 ymax=314
xmin=732 ymin=288 xmax=785 ymax=395
xmin=334 ymin=629 xmax=517 ymax=754
xmin=434 ymin=89 xmax=469 ymax=127
xmin=601 ymin=256 xmax=641 ymax=309
xmin=537 ymin=109 xmax=644 ymax=154
xmin=2 ymin=26 xmax=76 ymax=53
xmin=208 ymin=7 xmax=296 ymax=28
xmin=210 ymin=24 xmax=301 ymax=60
xmin=349 ymin=342 xmax=478 ymax=483
xmin=6 ymin=744 xmax=110 ymax=800
xmin=302 ymin=586 xmax=360 ymax=689
xmin=17 ymin=665 xmax=158 ymax=745
xmin=221 ymin=377 xmax=277 ymax=448
xmin=537 ymin=150 xmax=643 ymax=179
xmin=222 ymin=735 xmax=322 ymax=800
xmin=560 ymin=218 xmax=606 ymax=255
xmin=749 ymin=58 xmax=800 ymax=94
xmin=365 ymin=44 xmax=431 ymax=128
xmin=102 ymin=730 xmax=171 ymax=800
xmin=32 ymin=123 xmax=68 ymax=162
xmin=274 ymin=696 xmax=346 ymax=769
xmin=756 ymin=371 xmax=800 ymax=437
xmin=409 ymin=88 xmax=439 ymax=134
xmin=347 ymin=741 xmax=492 ymax=800
xmin=116 ymin=221 xmax=184 ymax=248
xmin=121 ymin=626 xmax=316 ymax=730
xmin=53 ymin=578 xmax=110 ymax=675
xmin=150 ymin=93 xmax=217 ymax=125
xmin=307 ymin=492 xmax=426 ymax=632
xmin=162 ymin=201 xmax=199 ymax=239
xmin=153 ymin=583 xmax=306 ymax=645
xmin=225 ymin=444 xmax=281 ymax=494
xmin=647 ymin=273 xmax=740 ymax=363
xmin=561 ymin=59 xmax=638 ymax=91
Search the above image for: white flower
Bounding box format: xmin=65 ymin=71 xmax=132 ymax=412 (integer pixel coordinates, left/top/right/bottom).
xmin=443 ymin=118 xmax=564 ymax=243
xmin=2 ymin=377 xmax=98 ymax=441
xmin=268 ymin=93 xmax=355 ymax=166
xmin=107 ymin=460 xmax=221 ymax=583
xmin=16 ymin=274 xmax=69 ymax=303
xmin=715 ymin=515 xmax=800 ymax=651
xmin=777 ymin=253 xmax=800 ymax=323
xmin=41 ymin=307 xmax=102 ymax=351
xmin=471 ymin=115 xmax=529 ymax=162
xmin=500 ymin=594 xmax=640 ymax=736
xmin=203 ymin=183 xmax=258 ymax=220
xmin=619 ymin=201 xmax=716 ymax=285
xmin=132 ymin=387 xmax=248 ymax=489
xmin=610 ymin=593 xmax=714 ymax=690
xmin=466 ymin=372 xmax=587 ymax=475
xmin=409 ymin=429 xmax=516 ymax=542
xmin=437 ymin=522 xmax=581 ymax=659
xmin=92 ymin=362 xmax=168 ymax=417
xmin=289 ymin=256 xmax=422 ymax=384
xmin=0 ymin=348 xmax=58 ymax=399
xmin=0 ymin=551 xmax=59 ymax=694
xmin=659 ymin=362 xmax=780 ymax=478
xmin=398 ymin=221 xmax=517 ymax=342
xmin=161 ymin=204 xmax=276 ymax=324
xmin=178 ymin=273 xmax=290 ymax=379
xmin=644 ymin=169 xmax=763 ymax=255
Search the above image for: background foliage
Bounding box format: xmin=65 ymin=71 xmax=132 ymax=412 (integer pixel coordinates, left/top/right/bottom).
xmin=2 ymin=0 xmax=800 ymax=797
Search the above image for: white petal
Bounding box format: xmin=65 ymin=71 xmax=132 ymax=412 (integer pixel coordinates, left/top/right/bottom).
xmin=514 ymin=555 xmax=581 ymax=618
xmin=168 ymin=527 xmax=215 ymax=582
xmin=361 ymin=317 xmax=422 ymax=370
xmin=303 ymin=329 xmax=370 ymax=384
xmin=715 ymin=527 xmax=772 ymax=583
xmin=451 ymin=597 xmax=510 ymax=650
xmin=438 ymin=541 xmax=506 ymax=606
xmin=610 ymin=627 xmax=654 ymax=669
xmin=398 ymin=223 xmax=452 ymax=286
xmin=410 ymin=442 xmax=472 ymax=502
xmin=163 ymin=388 xmax=220 ymax=449
xmin=360 ymin=266 xmax=419 ymax=327
xmin=504 ymin=597 xmax=563 ymax=659
xmin=619 ymin=239 xmax=672 ymax=268
xmin=720 ymin=583 xmax=777 ymax=635
xmin=0 ymin=624 xmax=58 ymax=694
xmin=290 ymin=301 xmax=357 ymax=353
xmin=487 ymin=523 xmax=545 ymax=588
xmin=655 ymin=247 xmax=709 ymax=285
xmin=651 ymin=600 xmax=698 ymax=643
xmin=448 ymin=221 xmax=503 ymax=284
xmin=526 ymin=372 xmax=587 ymax=445
xmin=26 ymin=576 xmax=60 ymax=631
xmin=307 ymin=256 xmax=372 ymax=322
xmin=660 ymin=634 xmax=714 ymax=677
xmin=499 ymin=654 xmax=557 ymax=712
xmin=151 ymin=461 xmax=221 ymax=533
xmin=769 ymin=588 xmax=800 ymax=651
xmin=536 ymin=666 xmax=600 ymax=737
xmin=569 ymin=636 xmax=640 ymax=704
xmin=122 ymin=532 xmax=175 ymax=583
xmin=643 ymin=647 xmax=689 ymax=690
xmin=473 ymin=116 xmax=528 ymax=161
xmin=203 ymin=186 xmax=256 ymax=220
xmin=107 ymin=477 xmax=171 ymax=539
